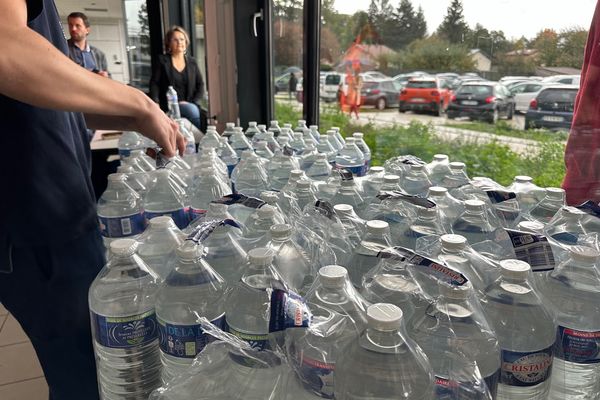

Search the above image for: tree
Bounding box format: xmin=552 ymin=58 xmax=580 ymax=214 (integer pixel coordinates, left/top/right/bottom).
xmin=532 ymin=29 xmax=560 ymax=67
xmin=436 ymin=0 xmax=469 ymax=44
xmin=137 ymin=2 xmax=150 ymax=57
xmin=496 ymin=54 xmax=537 ymax=76
xmin=400 ymin=36 xmax=475 ymax=72
xmin=557 ymin=27 xmax=588 ymax=69
xmin=414 ymin=6 xmax=427 ymax=39
xmin=367 ymin=0 xmax=395 ymax=45
xmin=386 ymin=0 xmax=426 ymax=50
xmin=320 ymin=26 xmax=341 ymax=64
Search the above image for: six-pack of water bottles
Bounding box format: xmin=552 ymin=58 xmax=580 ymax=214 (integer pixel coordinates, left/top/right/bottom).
xmin=91 ymin=118 xmax=600 ymax=399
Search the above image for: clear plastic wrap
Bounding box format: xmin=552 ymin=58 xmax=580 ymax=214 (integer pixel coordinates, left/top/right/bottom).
xmin=383 ymin=154 xmax=426 ymax=177
xmin=544 ymin=206 xmax=600 ymax=263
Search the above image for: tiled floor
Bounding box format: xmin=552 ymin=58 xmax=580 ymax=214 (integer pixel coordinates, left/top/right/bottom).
xmin=0 ymin=303 xmax=48 ymax=400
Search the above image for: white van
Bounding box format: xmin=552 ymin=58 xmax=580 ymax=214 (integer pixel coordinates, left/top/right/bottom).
xmin=321 ymin=72 xmax=346 ymax=102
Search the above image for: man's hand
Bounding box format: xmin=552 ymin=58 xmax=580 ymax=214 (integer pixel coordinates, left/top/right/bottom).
xmin=135 ymin=98 xmax=185 ymax=157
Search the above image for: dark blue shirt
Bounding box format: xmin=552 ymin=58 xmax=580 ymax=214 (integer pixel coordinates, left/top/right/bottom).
xmin=0 ymin=0 xmax=97 ymax=247
xmin=67 ymin=39 xmax=98 ymax=71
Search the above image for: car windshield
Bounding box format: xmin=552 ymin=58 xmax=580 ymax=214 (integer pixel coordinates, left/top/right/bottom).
xmin=362 ymin=82 xmax=378 ymax=90
xmin=457 ymin=85 xmax=493 ymax=95
xmin=538 ymin=89 xmax=578 ymax=103
xmin=406 ymin=80 xmax=436 ymax=89
xmin=325 ymin=74 xmax=341 ymax=85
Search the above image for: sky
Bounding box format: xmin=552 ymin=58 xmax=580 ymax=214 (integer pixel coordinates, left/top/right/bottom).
xmin=334 ymin=0 xmax=596 ymax=39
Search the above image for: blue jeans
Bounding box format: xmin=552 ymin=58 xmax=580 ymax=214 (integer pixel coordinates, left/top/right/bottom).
xmin=179 ymin=102 xmax=201 ymax=130
xmin=0 ymin=228 xmax=105 ymax=400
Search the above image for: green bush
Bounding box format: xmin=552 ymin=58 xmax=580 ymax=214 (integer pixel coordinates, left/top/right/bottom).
xmin=274 ymin=102 xmax=566 ymax=187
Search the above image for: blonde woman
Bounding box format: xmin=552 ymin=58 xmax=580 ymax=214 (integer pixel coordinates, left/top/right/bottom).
xmin=150 ymin=25 xmax=204 ymax=129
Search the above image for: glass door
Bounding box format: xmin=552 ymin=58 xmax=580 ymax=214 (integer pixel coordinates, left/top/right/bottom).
xmin=123 ymin=0 xmax=152 ymax=92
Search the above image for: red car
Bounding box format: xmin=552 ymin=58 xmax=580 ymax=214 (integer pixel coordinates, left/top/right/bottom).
xmin=398 ymin=78 xmax=453 ymax=116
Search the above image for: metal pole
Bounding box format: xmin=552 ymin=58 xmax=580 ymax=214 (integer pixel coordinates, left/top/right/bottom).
xmin=303 ymin=0 xmax=321 ymax=126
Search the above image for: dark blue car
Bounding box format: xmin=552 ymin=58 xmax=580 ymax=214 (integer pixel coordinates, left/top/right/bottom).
xmin=525 ymin=85 xmax=578 ymax=131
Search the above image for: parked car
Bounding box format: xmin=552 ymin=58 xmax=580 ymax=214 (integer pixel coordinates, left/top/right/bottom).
xmin=274 ymin=71 xmax=303 ymax=93
xmin=525 ymin=85 xmax=578 ymax=131
xmin=398 ymin=77 xmax=452 ymax=116
xmin=510 ymin=81 xmax=547 ymax=113
xmin=446 ymin=82 xmax=515 ymax=123
xmin=392 ymin=72 xmax=429 ymax=91
xmin=360 ymin=79 xmax=400 ymax=110
xmin=321 ymin=72 xmax=344 ymax=102
xmin=362 ymin=71 xmax=390 ymax=80
xmin=541 ymin=74 xmax=581 ymax=86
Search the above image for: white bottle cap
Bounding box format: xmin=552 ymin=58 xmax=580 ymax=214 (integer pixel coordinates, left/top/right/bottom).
xmin=411 ymin=164 xmax=425 ymax=171
xmin=248 ymin=247 xmax=274 ymax=266
xmin=220 ymin=137 xmax=228 ymax=143
xmin=266 ymin=132 xmax=275 ymax=138
xmin=108 ymin=173 xmax=126 ymax=182
xmin=433 ymin=154 xmax=449 ymax=162
xmin=570 ymin=246 xmax=600 ymax=263
xmin=464 ymin=199 xmax=485 ymax=211
xmin=449 ymin=162 xmax=466 ymax=171
xmin=283 ymin=123 xmax=292 ymax=128
xmin=353 ymin=132 xmax=364 ymax=138
xmin=296 ymin=180 xmax=312 ymax=190
xmin=515 ymin=175 xmax=533 ymax=183
xmin=208 ymin=203 xmax=228 ymax=214
xmin=500 ymin=259 xmax=530 ymax=280
xmin=149 ymin=216 xmax=174 ymax=228
xmin=345 ymin=137 xmax=355 ymax=144
xmin=546 ymin=187 xmax=565 ymax=200
xmin=258 ymin=124 xmax=266 ymax=129
xmin=248 ymin=121 xmax=257 ymax=127
xmin=383 ymin=174 xmax=400 ymax=184
xmin=333 ymin=204 xmax=354 ymax=216
xmin=176 ymin=244 xmax=201 ymax=260
xmin=327 ymin=131 xmax=336 ymax=136
xmin=309 ymin=125 xmax=319 ymax=130
xmin=293 ymin=132 xmax=303 ymax=139
xmin=429 ymin=186 xmax=448 ymax=197
xmin=367 ymin=220 xmax=389 ymax=234
xmin=441 ymin=234 xmax=468 ymax=251
xmin=256 ymin=141 xmax=268 ymax=149
xmin=438 ymin=281 xmax=472 ymax=300
xmin=270 ymin=120 xmax=278 ymax=126
xmin=260 ymin=191 xmax=279 ymax=204
xmin=270 ymin=223 xmax=292 ymax=239
xmin=290 ymin=170 xmax=305 ymax=179
xmin=257 ymin=205 xmax=276 ymax=218
xmin=516 ymin=220 xmax=544 ymax=233
xmin=332 ymin=126 xmax=340 ymax=132
xmin=110 ymin=239 xmax=138 ymax=256
xmin=316 ymin=153 xmax=328 ymax=161
xmin=319 ymin=265 xmax=348 ymax=288
xmin=298 ymin=119 xmax=306 ymax=124
xmin=369 ymin=166 xmax=385 ymax=174
xmin=226 ymin=122 xmax=235 ymax=128
xmin=367 ymin=303 xmax=403 ymax=331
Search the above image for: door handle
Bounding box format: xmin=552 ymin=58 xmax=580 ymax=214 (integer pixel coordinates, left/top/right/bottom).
xmin=252 ymin=9 xmax=263 ymax=37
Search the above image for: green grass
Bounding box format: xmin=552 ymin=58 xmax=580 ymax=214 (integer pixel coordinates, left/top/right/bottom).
xmin=444 ymin=120 xmax=568 ymax=143
xmin=275 ymin=102 xmax=566 ymax=187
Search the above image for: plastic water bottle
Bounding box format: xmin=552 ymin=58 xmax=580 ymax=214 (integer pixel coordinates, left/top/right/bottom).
xmin=335 ymin=138 xmax=365 ymax=177
xmin=326 ymin=130 xmax=343 ymax=152
xmin=330 ymin=176 xmax=365 ymax=209
xmin=361 ymin=166 xmax=386 ymax=199
xmin=155 ymin=242 xmax=226 ymax=384
xmin=528 ymin=188 xmax=566 ymax=224
xmin=281 ymin=169 xmax=307 ymax=196
xmin=223 ymin=122 xmax=236 ymax=138
xmin=308 ymin=125 xmax=320 ymax=142
xmin=291 ymin=180 xmax=317 ymax=211
xmin=411 ymin=281 xmax=501 ymax=398
xmin=166 ymin=86 xmax=181 ymax=119
xmin=89 ymin=239 xmax=161 ymax=400
xmin=443 ymin=162 xmax=471 ymax=192
xmin=118 ymin=131 xmax=144 ymax=158
xmin=331 ymin=127 xmax=346 ymax=146
xmin=306 ymin=153 xmax=332 ymax=180
xmin=268 ymin=120 xmax=282 ymax=136
xmin=144 ymin=169 xmax=189 ymax=229
xmin=294 ymin=119 xmax=308 ymax=135
xmin=482 ymin=260 xmax=555 ymax=400
xmin=379 ymin=174 xmax=402 ymax=192
xmin=224 ymin=248 xmax=281 ymax=350
xmin=537 ymin=246 xmax=600 ymax=400
xmin=267 ymin=224 xmax=312 ymax=293
xmin=255 ymin=141 xmax=275 ymax=160
xmin=116 ymin=164 xmax=149 ymax=199
xmin=281 ymin=123 xmax=294 ymax=140
xmin=507 ymin=176 xmax=546 ymax=214
xmin=137 ymin=216 xmax=185 ymax=280
xmin=242 ymin=205 xmax=284 ymax=247
xmin=218 ymin=137 xmax=239 ymax=176
xmin=401 ymin=164 xmax=432 ymax=197
xmin=230 ymin=127 xmax=253 ymax=157
xmin=352 ymin=132 xmax=371 ymax=171
xmin=176 ymin=119 xmax=196 ymax=155
xmin=201 ymin=223 xmax=248 ymax=285
xmin=97 ymin=173 xmax=146 ymax=248
xmin=198 ymin=127 xmax=222 ymax=150
xmin=346 ymin=220 xmax=394 ymax=288
xmin=335 ymin=303 xmax=434 ymax=400
xmin=122 ymin=149 xmax=156 ymax=173
xmin=428 ymin=186 xmax=465 ymax=227
xmin=245 ymin=121 xmax=259 ymax=138
xmin=290 ymin=132 xmax=307 ymax=155
xmin=333 ymin=204 xmax=366 ymax=248
xmin=426 ymin=154 xmax=451 ymax=186
xmin=397 ymin=206 xmax=445 ymax=251
xmin=451 ymin=199 xmax=515 ymax=258
xmin=190 ymin=167 xmax=232 ymax=221
xmin=234 ymin=156 xmax=270 ymax=197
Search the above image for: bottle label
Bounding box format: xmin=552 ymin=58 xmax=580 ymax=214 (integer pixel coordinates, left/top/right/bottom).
xmin=501 ymin=346 xmax=553 ymax=387
xmin=146 ymin=208 xmax=189 ymax=229
xmin=268 ymin=285 xmax=311 ymax=333
xmin=185 ymin=142 xmax=196 ymax=155
xmin=551 ymin=232 xmax=579 ymax=245
xmin=335 ymin=164 xmax=365 ymax=177
xmin=91 ymin=310 xmax=158 ymax=349
xmin=315 ymin=200 xmax=336 ymax=220
xmin=576 ymin=200 xmax=600 ymax=219
xmin=296 ymin=353 xmax=335 ymax=398
xmin=189 ymin=207 xmax=207 ymax=220
xmin=379 ymin=246 xmax=469 ymax=286
xmin=226 ymin=325 xmax=270 ymax=351
xmin=211 ymin=193 xmax=266 ymax=209
xmin=556 ymin=326 xmax=600 ymax=364
xmin=98 ymin=212 xmax=146 ymax=238
xmin=377 ymin=191 xmax=437 ymax=208
xmin=186 ymin=219 xmax=241 ymax=244
xmin=435 ymin=376 xmax=489 ymax=400
xmin=118 ymin=149 xmax=132 ymax=158
xmin=486 ymin=189 xmax=517 ymax=204
xmin=157 ymin=314 xmax=225 ymax=359
xmin=506 ymin=229 xmax=556 ymax=272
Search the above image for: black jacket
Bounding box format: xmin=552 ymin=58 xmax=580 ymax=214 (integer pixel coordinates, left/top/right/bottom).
xmin=149 ymin=54 xmax=204 ymax=111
